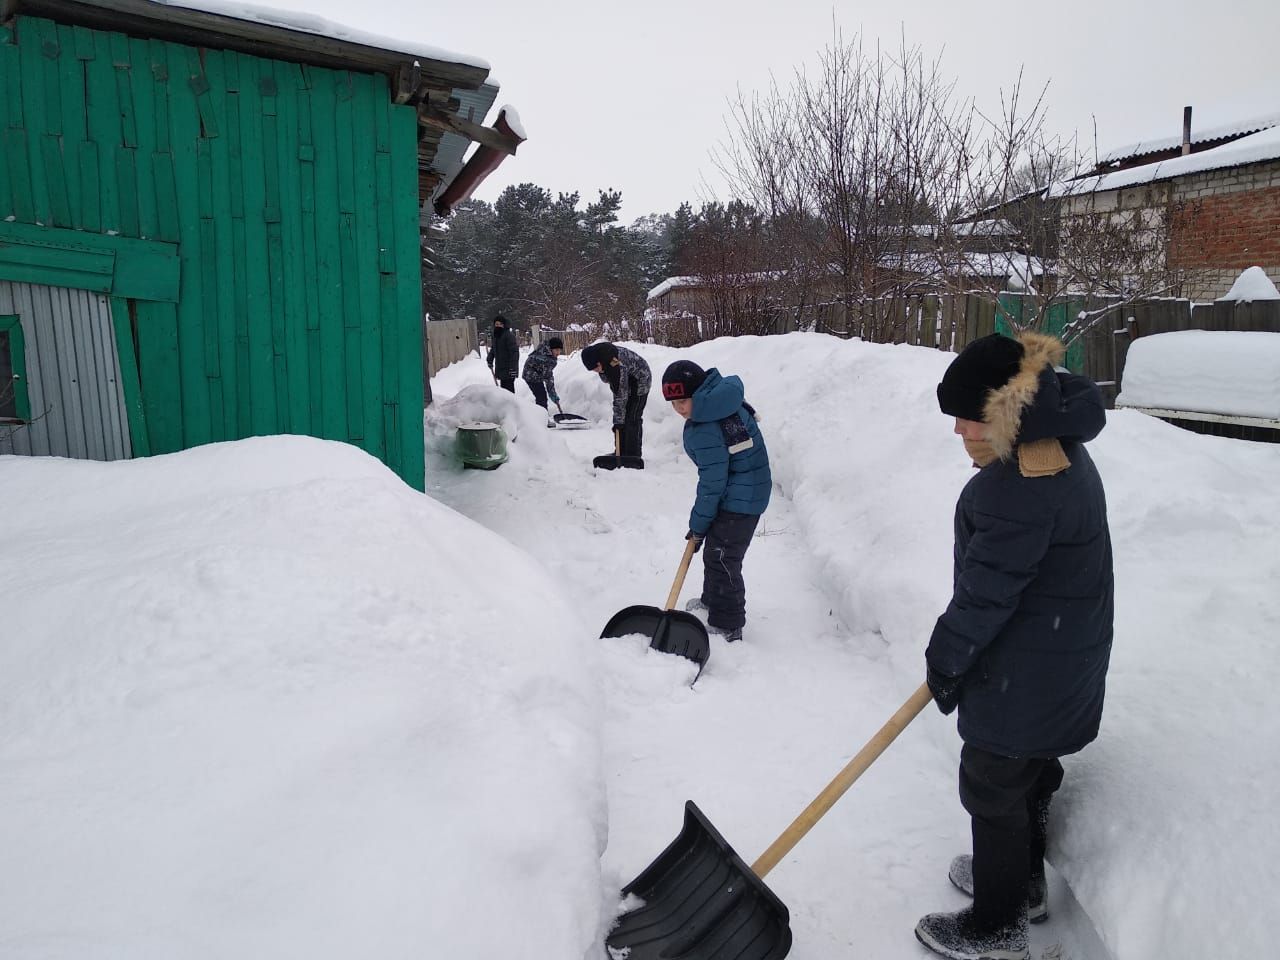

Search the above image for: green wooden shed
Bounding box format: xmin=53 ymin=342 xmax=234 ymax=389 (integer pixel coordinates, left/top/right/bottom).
xmin=0 ymin=0 xmax=520 ymax=489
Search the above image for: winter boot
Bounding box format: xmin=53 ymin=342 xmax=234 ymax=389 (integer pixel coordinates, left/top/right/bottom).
xmin=915 ymin=907 xmax=1029 ymax=960
xmin=948 ymin=855 xmax=1048 ymax=923
xmin=684 ymin=598 xmax=708 ymax=615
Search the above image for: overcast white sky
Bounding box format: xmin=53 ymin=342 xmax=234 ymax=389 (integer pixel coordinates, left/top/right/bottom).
xmin=263 ymin=0 xmax=1277 ymax=223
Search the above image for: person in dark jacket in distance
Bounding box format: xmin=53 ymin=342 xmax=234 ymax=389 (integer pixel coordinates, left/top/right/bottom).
xmin=916 ymin=332 xmax=1114 ymax=960
xmin=582 ymin=341 xmax=651 ymax=458
xmin=662 ymin=360 xmax=771 ymax=643
xmin=522 ymin=336 xmax=563 ymax=416
xmin=486 ymin=315 xmax=520 ymax=393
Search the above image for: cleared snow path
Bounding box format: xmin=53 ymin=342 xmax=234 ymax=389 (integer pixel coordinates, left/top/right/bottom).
xmin=425 ymin=358 xmax=1107 ymax=960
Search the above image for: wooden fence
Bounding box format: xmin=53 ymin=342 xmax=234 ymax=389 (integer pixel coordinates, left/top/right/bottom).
xmin=425 ymin=318 xmax=478 ymax=379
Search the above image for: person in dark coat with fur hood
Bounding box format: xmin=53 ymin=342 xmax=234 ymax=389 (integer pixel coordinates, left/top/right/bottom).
xmin=662 ymin=360 xmax=771 ymax=643
xmin=486 ymin=315 xmax=520 ymax=393
xmin=581 ymin=341 xmax=651 ymax=458
xmin=916 ymin=332 xmax=1114 ymax=960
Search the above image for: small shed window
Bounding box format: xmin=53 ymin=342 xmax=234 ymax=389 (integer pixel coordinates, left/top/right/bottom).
xmin=1 ymin=315 xmax=31 ymax=424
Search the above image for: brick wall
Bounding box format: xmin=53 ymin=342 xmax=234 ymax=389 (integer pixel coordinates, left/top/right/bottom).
xmin=1168 ymin=162 xmax=1280 ymax=298
xmin=1066 ymin=160 xmax=1280 ymax=300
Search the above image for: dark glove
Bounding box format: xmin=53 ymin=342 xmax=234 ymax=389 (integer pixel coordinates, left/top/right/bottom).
xmin=926 ymin=664 xmax=963 ymax=716
xmin=686 ymin=531 xmax=704 ymax=554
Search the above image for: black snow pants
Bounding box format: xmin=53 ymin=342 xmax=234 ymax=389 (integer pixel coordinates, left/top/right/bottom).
xmin=959 ymin=744 xmax=1064 ymax=927
xmin=498 ymin=375 xmax=516 ymax=394
xmin=620 ymin=386 xmax=648 ymax=458
xmin=527 ymin=379 xmax=549 ymax=408
xmin=700 ymin=510 xmax=760 ymax=631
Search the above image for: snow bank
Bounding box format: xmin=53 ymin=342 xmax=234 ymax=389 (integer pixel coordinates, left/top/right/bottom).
xmin=0 ymin=437 xmax=603 ymax=959
xmin=1116 ymin=329 xmax=1280 ymax=419
xmin=533 ymin=335 xmax=1280 ymax=960
xmin=1218 ymin=265 xmax=1280 ymax=302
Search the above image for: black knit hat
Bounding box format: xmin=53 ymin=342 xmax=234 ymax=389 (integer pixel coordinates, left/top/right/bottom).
xmin=547 ymin=337 xmax=564 ymax=350
xmin=661 ymin=360 xmax=707 ymax=400
xmin=581 ymin=342 xmax=616 ymax=370
xmin=937 ymin=334 xmax=1025 ymax=421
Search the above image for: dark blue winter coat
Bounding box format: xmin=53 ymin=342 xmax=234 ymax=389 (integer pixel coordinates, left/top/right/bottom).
xmin=681 ymin=369 xmax=771 ymax=535
xmin=927 ymin=334 xmax=1114 ymax=759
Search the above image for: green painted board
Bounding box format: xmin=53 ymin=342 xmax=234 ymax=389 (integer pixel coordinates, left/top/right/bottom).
xmin=40 ymin=134 xmax=73 ymax=226
xmin=109 ymin=296 xmax=150 ymax=456
xmin=389 ymin=100 xmax=425 ymax=488
xmin=16 ymin=21 xmax=51 ymax=225
xmin=88 ymin=30 xmax=121 ymax=234
xmin=273 ymin=60 xmax=311 ymax=436
xmin=57 ymin=25 xmax=87 ymax=226
xmin=237 ymin=52 xmax=278 ymax=435
xmin=135 ymin=300 xmax=182 ymax=453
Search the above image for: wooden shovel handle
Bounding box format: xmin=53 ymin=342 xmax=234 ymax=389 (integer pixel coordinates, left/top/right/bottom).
xmin=751 ymin=682 xmax=933 ymax=878
xmin=664 ymin=539 xmax=698 ymax=611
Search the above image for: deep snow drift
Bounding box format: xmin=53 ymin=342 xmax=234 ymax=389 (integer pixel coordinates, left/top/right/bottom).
xmin=430 ymin=335 xmax=1280 ymax=960
xmin=0 ymin=437 xmax=603 ymax=959
xmin=4 ymin=332 xmax=1278 ymax=960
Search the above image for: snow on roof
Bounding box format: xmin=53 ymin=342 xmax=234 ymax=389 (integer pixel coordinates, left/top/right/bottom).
xmin=1116 ymin=329 xmax=1280 ymax=419
xmin=1218 ymin=266 xmax=1280 ymax=302
xmin=885 ymin=249 xmax=1046 ymax=278
xmin=150 ymin=0 xmax=490 ymax=70
xmin=1099 ymin=111 xmax=1280 ymax=165
xmin=1052 ymin=124 xmax=1280 ymax=197
xmin=646 ymin=272 xmax=786 ymax=300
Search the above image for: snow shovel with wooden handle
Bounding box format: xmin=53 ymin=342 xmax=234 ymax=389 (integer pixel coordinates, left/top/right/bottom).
xmin=600 ymin=538 xmax=709 ymax=676
xmin=593 ymin=429 xmax=645 ymax=470
xmin=604 ymin=682 xmax=934 ymax=960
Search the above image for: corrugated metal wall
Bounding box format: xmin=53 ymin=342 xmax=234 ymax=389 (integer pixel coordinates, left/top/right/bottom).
xmin=0 ymin=280 xmax=131 ymax=460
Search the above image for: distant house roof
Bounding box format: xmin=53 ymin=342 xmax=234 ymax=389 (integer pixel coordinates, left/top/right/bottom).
xmin=647 ymin=272 xmax=785 ymax=300
xmin=1053 ymin=124 xmax=1280 ymax=197
xmin=1098 ymin=111 xmax=1280 ymax=166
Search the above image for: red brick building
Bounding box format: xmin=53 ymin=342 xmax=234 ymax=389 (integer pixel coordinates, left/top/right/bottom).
xmin=1056 ymin=115 xmax=1280 ymax=300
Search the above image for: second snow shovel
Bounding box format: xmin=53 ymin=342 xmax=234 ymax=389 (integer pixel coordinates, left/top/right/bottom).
xmin=605 ymin=682 xmax=934 ymax=960
xmin=593 ymin=429 xmax=644 ymax=470
xmin=553 ymin=402 xmax=590 ymax=428
xmin=601 ymin=539 xmax=709 ymax=674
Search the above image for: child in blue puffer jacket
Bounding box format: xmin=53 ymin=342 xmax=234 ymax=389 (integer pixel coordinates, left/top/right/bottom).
xmin=661 ymin=360 xmax=771 ymax=642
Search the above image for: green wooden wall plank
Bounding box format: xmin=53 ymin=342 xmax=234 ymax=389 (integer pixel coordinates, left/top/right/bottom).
xmin=389 ymin=98 xmax=424 ymax=489
xmin=77 ymin=140 xmax=100 ymax=231
xmin=88 ymin=30 xmax=122 ymax=234
xmin=135 ymin=301 xmax=182 ymax=452
xmin=274 ymin=60 xmax=311 ymax=436
xmin=16 ymin=24 xmax=51 ymax=225
xmin=151 ymin=150 xmax=179 ymax=242
xmin=259 ymin=67 xmax=290 ymax=431
xmin=109 ymin=296 xmax=151 ymax=456
xmin=148 ymin=39 xmax=171 ymax=153
xmin=305 ymin=65 xmax=347 ymax=441
xmin=0 ymin=28 xmax=10 ymax=218
xmin=202 ymin=49 xmax=240 ymax=440
xmin=295 ymin=79 xmax=322 ymax=430
xmin=116 ymin=145 xmax=140 ymax=236
xmin=34 ymin=19 xmax=62 ymax=136
xmin=40 ymin=134 xmax=73 ymax=226
xmin=6 ymin=130 xmax=37 ymax=222
xmin=1 ymin=25 xmax=22 ymax=132
xmin=167 ymin=41 xmax=211 ymax=447
xmin=222 ymin=69 xmax=251 ymax=437
xmin=238 ymin=52 xmax=277 ymax=435
xmin=126 ymin=37 xmax=158 ymax=240
xmin=351 ymin=73 xmax=383 ymax=458
xmin=373 ymin=134 xmax=397 ymax=472
xmin=72 ymin=22 xmax=95 ymax=62
xmin=57 ymin=25 xmax=87 ymax=227
xmin=111 ymin=32 xmax=138 ymax=148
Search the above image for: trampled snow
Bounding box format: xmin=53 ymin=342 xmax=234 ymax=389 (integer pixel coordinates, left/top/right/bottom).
xmin=1116 ymin=329 xmax=1280 ymax=419
xmin=4 ymin=334 xmax=1278 ymax=960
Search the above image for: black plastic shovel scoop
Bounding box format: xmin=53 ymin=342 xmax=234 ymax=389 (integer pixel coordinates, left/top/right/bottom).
xmin=601 ymin=539 xmax=709 ymax=675
xmin=553 ymin=404 xmax=590 ymax=429
xmin=593 ymin=431 xmax=645 ymax=470
xmin=605 ymin=683 xmax=934 ymax=960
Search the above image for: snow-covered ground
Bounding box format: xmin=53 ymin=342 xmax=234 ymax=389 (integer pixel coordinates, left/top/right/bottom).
xmin=3 ymin=333 xmax=1278 ymax=960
